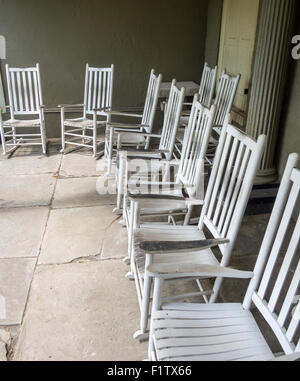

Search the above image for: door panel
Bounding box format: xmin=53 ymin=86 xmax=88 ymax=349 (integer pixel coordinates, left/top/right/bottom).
xmin=217 ymin=0 xmax=259 ymax=112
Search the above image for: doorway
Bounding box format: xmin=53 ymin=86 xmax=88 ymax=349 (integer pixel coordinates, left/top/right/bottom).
xmin=217 ymin=0 xmax=260 ymax=123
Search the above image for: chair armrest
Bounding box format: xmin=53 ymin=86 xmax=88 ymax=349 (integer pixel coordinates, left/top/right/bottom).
xmin=58 ymin=104 xmax=84 ymax=108
xmin=107 ymin=110 xmax=143 ymax=118
xmin=272 ymin=353 xmax=300 ymax=361
xmin=117 ymin=130 xmax=161 ymax=138
xmin=108 ymin=123 xmax=143 ymax=129
xmin=128 ymin=192 xmax=185 ymax=202
xmin=92 ymin=107 xmax=110 ymax=112
xmin=139 ymin=238 xmax=229 ymax=254
xmin=118 ymin=148 xmax=168 ymax=154
xmin=147 ymin=263 xmax=254 ymax=280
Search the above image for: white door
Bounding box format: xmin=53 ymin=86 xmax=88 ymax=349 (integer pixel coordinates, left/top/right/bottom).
xmin=217 ymin=0 xmax=260 ymax=113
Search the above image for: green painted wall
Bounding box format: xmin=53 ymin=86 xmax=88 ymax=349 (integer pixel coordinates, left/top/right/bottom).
xmin=205 ymin=0 xmax=222 ymax=67
xmin=0 ymin=0 xmax=208 ymax=138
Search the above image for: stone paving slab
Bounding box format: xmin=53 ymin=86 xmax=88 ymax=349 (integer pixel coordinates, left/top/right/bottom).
xmin=38 ymin=206 xmax=118 ymax=265
xmin=0 ymin=258 xmax=36 ymax=326
xmin=52 ymin=177 xmax=116 ymax=209
xmin=101 ymin=219 xmax=128 ymax=259
xmin=0 ymin=207 xmax=49 ymax=258
xmin=13 ymin=260 xmax=147 ymax=361
xmin=0 ymin=154 xmax=61 ymax=176
xmin=60 ymin=153 xmax=106 ymax=178
xmin=0 ymin=175 xmax=56 ymax=208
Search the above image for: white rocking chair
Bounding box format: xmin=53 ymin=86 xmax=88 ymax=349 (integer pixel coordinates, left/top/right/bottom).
xmin=60 ymin=64 xmax=114 ymax=157
xmin=173 ymin=63 xmax=217 ymax=158
xmin=0 ymin=64 xmax=47 ymax=156
xmin=113 ymin=79 xmax=185 ymax=215
xmin=180 ymin=62 xmax=217 ymax=124
xmin=105 ymin=69 xmax=162 ymax=174
xmin=212 ymin=70 xmax=240 ymax=135
xmin=147 ymin=153 xmax=300 ymax=361
xmin=131 ymin=122 xmax=266 ymax=341
xmin=125 ymin=97 xmax=216 ymax=268
xmin=178 ymin=70 xmax=240 ymax=165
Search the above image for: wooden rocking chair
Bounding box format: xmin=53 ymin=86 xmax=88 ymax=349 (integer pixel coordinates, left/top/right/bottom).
xmin=173 ymin=63 xmax=217 ymax=158
xmin=0 ymin=64 xmax=47 ymax=156
xmin=105 ymin=69 xmax=162 ymax=174
xmin=131 ymin=122 xmax=266 ymax=341
xmin=180 ymin=62 xmax=217 ymax=123
xmin=113 ymin=79 xmax=185 ymax=215
xmin=60 ymin=64 xmax=114 ymax=157
xmin=147 ymin=153 xmax=300 ymax=361
xmin=124 ymin=96 xmax=216 ymax=268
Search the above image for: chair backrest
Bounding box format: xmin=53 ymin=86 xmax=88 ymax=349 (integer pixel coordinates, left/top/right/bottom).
xmin=83 ymin=64 xmax=114 ymax=117
xmin=159 ymin=80 xmax=185 ymax=161
xmin=213 ymin=70 xmax=240 ymax=127
xmin=243 ymin=153 xmax=300 ymax=355
xmin=198 ymin=63 xmax=217 ymax=109
xmin=198 ymin=118 xmax=266 ymax=265
xmin=6 ymin=64 xmax=43 ymax=117
xmin=177 ymin=93 xmax=216 ymax=199
xmin=141 ymin=69 xmax=163 ymax=133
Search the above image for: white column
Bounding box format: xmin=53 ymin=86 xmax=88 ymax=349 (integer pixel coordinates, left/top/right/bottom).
xmin=246 ymin=0 xmax=296 ymax=184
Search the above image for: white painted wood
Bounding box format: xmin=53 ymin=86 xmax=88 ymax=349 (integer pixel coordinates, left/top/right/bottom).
xmin=130 ymin=121 xmax=265 ymax=339
xmin=146 ymin=153 xmax=299 ymax=361
xmin=60 ymin=64 xmax=114 ymax=157
xmin=0 ymin=64 xmax=47 ymax=155
xmin=115 ymin=79 xmax=184 ymax=214
xmin=213 ymin=70 xmax=240 ymax=128
xmin=105 ymin=69 xmax=162 ymax=173
xmin=125 ymin=98 xmax=216 ymax=270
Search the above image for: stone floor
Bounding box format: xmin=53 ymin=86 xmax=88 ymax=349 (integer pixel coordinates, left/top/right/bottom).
xmin=0 ymin=142 xmax=281 ymax=361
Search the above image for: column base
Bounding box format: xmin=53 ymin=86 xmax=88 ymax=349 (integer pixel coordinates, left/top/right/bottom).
xmin=254 ymin=168 xmax=278 ymax=185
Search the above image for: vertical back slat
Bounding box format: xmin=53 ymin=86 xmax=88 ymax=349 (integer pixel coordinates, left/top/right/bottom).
xmin=278 ymin=260 xmax=300 ymax=327
xmin=102 ymin=71 xmax=107 ymax=109
xmin=97 ymin=71 xmax=102 ymax=109
xmin=106 ymin=71 xmax=111 ymax=108
xmin=268 ymin=214 xmax=300 ymax=314
xmin=242 ymin=159 xmax=300 ymax=355
xmin=87 ymin=70 xmax=92 ymax=112
xmin=93 ymin=70 xmax=97 ymax=110
xmin=212 ymin=137 xmax=239 ymax=226
xmin=11 ymin=72 xmax=18 ymax=111
xmin=27 ymin=71 xmax=34 ymax=112
xmin=207 ymin=132 xmax=232 ymax=219
xmin=221 ymin=146 xmax=250 ymax=237
xmin=5 ymin=65 xmax=43 ymax=115
xmin=33 ymin=71 xmax=40 ymax=113
xmin=22 ymin=71 xmax=29 ymax=111
xmin=16 ymin=71 xmax=23 ymax=112
xmin=213 ymin=71 xmax=240 ymax=127
xmin=258 ymin=182 xmax=300 ymax=299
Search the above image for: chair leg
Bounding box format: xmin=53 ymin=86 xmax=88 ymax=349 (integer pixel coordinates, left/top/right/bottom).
xmin=183 ymin=205 xmax=193 ymax=225
xmin=115 ymin=152 xmax=125 ymax=213
xmin=60 ymin=108 xmax=65 ymax=153
xmin=128 ymin=200 xmax=135 ymax=259
xmin=134 ymin=268 xmax=152 ymax=341
xmin=12 ymin=127 xmax=17 ymax=145
xmin=107 ymin=127 xmax=114 ymax=174
xmin=0 ymin=124 xmax=6 ymax=155
xmin=40 ymin=123 xmax=47 ymax=155
xmin=93 ymin=121 xmax=97 ymax=157
xmin=82 ymin=127 xmax=86 ymax=144
xmin=148 ymin=277 xmax=163 ymax=358
xmin=209 ymin=277 xmax=224 ymax=303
